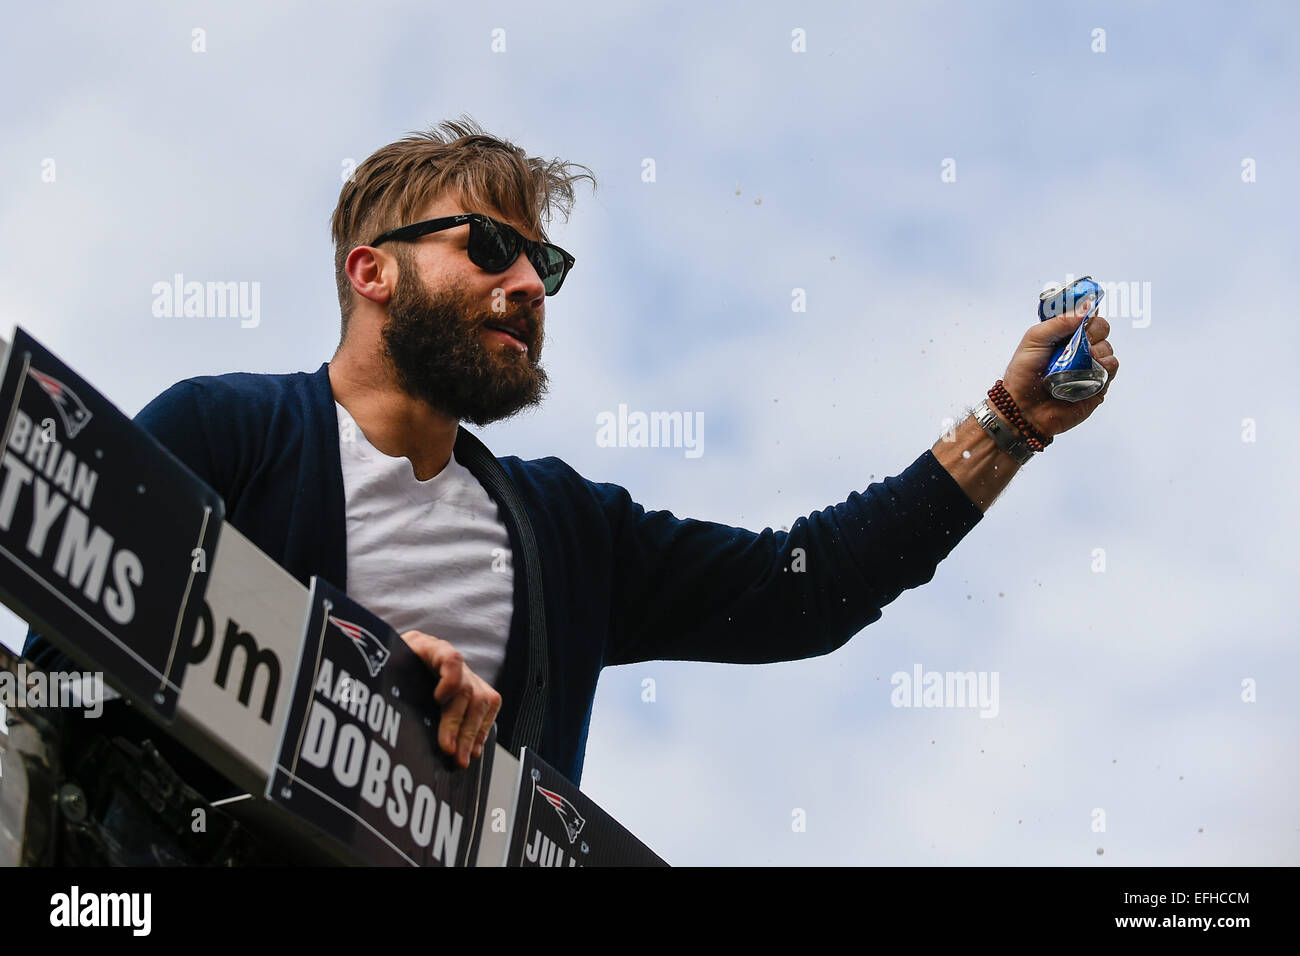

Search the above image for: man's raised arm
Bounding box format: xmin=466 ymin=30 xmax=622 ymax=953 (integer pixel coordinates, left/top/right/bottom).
xmin=598 ymin=308 xmax=1119 ymax=668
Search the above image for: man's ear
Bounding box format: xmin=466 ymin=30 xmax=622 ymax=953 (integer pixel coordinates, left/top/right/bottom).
xmin=346 ymin=245 xmax=396 ymax=307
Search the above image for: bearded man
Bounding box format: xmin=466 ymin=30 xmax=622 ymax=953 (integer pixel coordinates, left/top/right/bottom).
xmin=22 ymin=116 xmax=1118 ymax=864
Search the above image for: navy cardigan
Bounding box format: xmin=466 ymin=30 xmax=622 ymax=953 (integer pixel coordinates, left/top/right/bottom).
xmin=27 ymin=362 xmax=985 ymax=786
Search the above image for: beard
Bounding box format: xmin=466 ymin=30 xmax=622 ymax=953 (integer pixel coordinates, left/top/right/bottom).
xmin=380 ymin=253 xmax=549 ymax=427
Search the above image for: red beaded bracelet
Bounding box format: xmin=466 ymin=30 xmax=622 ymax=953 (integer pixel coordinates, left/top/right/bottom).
xmin=988 ymin=384 xmax=1047 ymax=452
xmin=988 ymin=380 xmax=1053 ymax=452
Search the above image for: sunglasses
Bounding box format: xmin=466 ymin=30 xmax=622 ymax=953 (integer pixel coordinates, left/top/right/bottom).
xmin=370 ymin=213 xmax=575 ymax=296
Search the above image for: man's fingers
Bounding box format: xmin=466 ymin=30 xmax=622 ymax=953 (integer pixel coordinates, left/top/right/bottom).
xmin=433 ymin=652 xmax=465 ymax=703
xmin=457 ymin=694 xmax=494 ymax=767
xmin=1023 ymin=311 xmax=1081 ymax=347
xmin=1086 ymin=315 xmax=1111 ymax=343
xmin=1024 ymin=311 xmax=1111 ymax=350
xmin=439 ymin=684 xmax=472 ymax=759
xmin=398 ymin=631 xmax=500 ymax=768
xmin=398 ymin=629 xmax=435 ymax=668
xmin=1092 ymin=340 xmax=1114 ymax=360
xmin=400 ymin=630 xmax=455 ymax=672
xmin=472 ymin=692 xmax=503 ymax=758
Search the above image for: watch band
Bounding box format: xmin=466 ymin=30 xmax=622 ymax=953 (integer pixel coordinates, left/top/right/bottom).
xmin=973 ymin=399 xmax=1034 ymax=465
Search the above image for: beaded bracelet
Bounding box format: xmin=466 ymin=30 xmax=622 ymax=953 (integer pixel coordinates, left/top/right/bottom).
xmin=988 ymin=380 xmax=1053 ymax=452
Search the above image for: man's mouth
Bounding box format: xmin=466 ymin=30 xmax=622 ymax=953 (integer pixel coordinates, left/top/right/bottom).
xmin=483 ymin=320 xmax=531 ymax=353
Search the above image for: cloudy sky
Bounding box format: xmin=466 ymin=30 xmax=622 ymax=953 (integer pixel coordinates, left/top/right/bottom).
xmin=2 ymin=0 xmax=1296 ymax=865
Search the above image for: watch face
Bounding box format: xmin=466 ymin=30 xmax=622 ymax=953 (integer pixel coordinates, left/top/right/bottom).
xmin=975 ymin=404 xmax=1031 ymax=463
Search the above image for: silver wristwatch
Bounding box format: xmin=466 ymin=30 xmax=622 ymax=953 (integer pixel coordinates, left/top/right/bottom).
xmin=973 ymin=399 xmax=1034 ymax=465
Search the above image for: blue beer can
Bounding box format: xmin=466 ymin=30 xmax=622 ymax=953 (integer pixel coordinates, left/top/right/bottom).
xmin=1038 ymin=275 xmax=1108 ymax=402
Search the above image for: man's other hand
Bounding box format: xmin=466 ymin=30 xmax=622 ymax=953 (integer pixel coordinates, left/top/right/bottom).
xmin=399 ymin=631 xmax=502 ymax=769
xmin=1001 ymin=308 xmax=1119 ymax=438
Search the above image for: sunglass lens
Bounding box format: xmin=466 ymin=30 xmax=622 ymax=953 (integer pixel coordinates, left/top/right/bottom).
xmin=534 ymin=245 xmax=568 ymax=295
xmin=469 ymin=219 xmax=517 ymax=271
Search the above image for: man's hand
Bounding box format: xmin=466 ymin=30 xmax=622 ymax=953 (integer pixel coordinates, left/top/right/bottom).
xmin=1001 ymin=307 xmax=1120 ymax=438
xmin=399 ymin=630 xmax=502 ymax=769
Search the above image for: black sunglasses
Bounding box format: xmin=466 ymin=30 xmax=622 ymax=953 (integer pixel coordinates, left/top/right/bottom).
xmin=370 ymin=213 xmax=575 ymax=296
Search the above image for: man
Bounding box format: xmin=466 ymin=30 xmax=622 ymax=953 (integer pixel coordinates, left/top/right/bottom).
xmin=24 ymin=117 xmax=1118 ymax=859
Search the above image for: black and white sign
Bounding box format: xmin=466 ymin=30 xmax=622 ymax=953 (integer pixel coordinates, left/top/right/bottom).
xmin=267 ymin=577 xmax=495 ymax=866
xmin=0 ymin=327 xmax=224 ymax=718
xmin=175 ymin=522 xmax=310 ymax=791
xmin=507 ymin=748 xmax=669 ymax=867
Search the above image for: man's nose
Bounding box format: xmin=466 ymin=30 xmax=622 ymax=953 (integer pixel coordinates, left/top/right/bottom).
xmin=499 ymin=254 xmax=547 ymax=306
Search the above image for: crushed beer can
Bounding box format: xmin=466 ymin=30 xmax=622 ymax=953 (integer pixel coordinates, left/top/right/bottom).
xmin=1038 ymin=275 xmax=1108 ymax=402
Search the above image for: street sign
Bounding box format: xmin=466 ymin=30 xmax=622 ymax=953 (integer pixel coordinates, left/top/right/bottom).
xmin=174 ymin=522 xmax=309 ymax=790
xmin=267 ymin=577 xmax=495 ymax=866
xmin=506 ymin=747 xmax=667 ymax=867
xmin=0 ymin=328 xmax=223 ymax=718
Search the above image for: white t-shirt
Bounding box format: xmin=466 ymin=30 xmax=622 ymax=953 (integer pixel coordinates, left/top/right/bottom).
xmin=335 ymin=401 xmax=514 ymax=688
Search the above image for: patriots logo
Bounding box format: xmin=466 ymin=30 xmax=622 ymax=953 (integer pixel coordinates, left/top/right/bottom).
xmin=328 ymin=615 xmax=390 ymax=677
xmin=27 ymin=368 xmax=92 ymax=439
xmin=537 ymin=785 xmax=586 ymax=844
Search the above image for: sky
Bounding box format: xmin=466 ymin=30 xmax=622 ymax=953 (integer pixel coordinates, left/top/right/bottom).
xmin=1 ymin=0 xmax=1296 ymax=866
